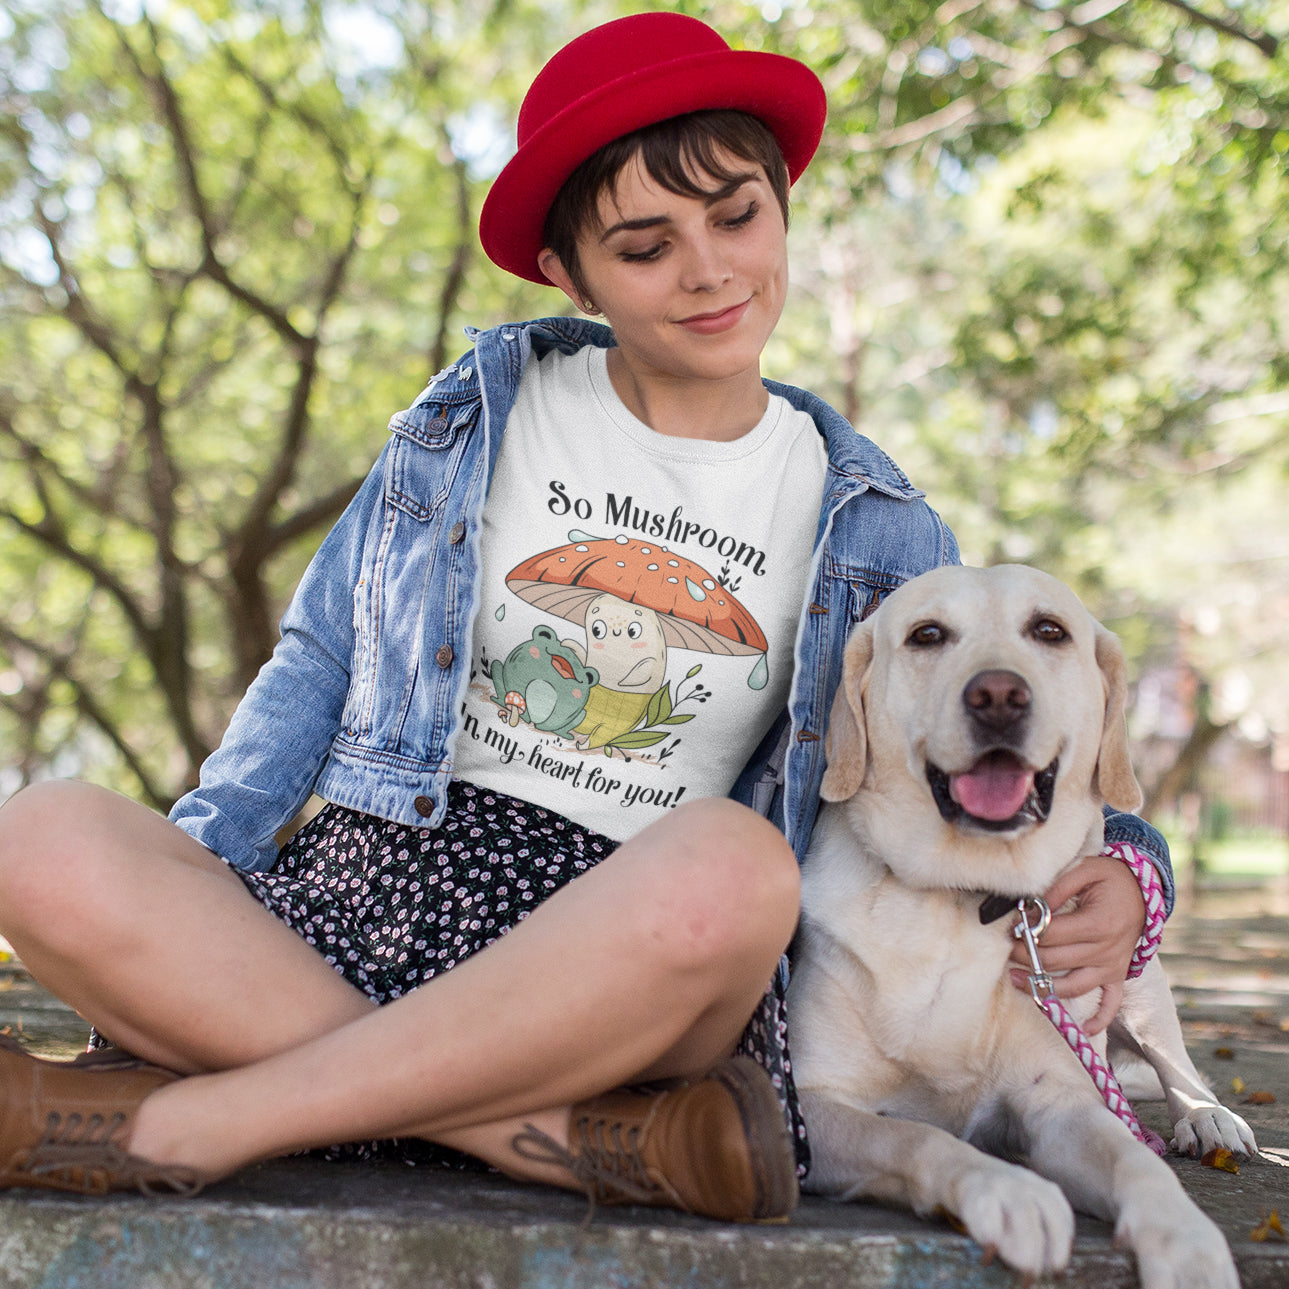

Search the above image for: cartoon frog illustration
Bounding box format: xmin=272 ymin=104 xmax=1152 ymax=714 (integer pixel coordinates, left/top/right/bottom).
xmin=490 ymin=625 xmax=599 ymax=737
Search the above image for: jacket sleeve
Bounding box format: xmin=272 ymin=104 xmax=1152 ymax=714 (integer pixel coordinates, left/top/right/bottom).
xmin=1103 ymin=807 xmax=1175 ymax=918
xmin=168 ymin=442 xmax=391 ymax=872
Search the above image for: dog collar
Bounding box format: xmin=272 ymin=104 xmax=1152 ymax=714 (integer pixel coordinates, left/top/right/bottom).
xmin=978 ymin=893 xmax=1023 ymax=924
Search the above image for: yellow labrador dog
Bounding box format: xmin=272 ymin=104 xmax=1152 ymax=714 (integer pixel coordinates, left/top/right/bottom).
xmin=788 ymin=565 xmax=1254 ymax=1289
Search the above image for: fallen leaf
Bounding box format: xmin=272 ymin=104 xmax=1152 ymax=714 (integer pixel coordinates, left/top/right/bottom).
xmin=1201 ymin=1147 xmax=1240 ymax=1174
xmin=1232 ymin=1076 xmax=1247 ymax=1094
xmin=1251 ymin=1211 xmax=1286 ymax=1243
xmin=931 ymin=1205 xmax=968 ymax=1235
xmin=1213 ymin=1047 xmax=1236 ymax=1059
xmin=1243 ymin=1090 xmax=1277 ymax=1105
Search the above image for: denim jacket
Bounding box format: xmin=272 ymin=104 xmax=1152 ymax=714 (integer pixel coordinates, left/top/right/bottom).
xmin=171 ymin=317 xmax=1172 ymax=908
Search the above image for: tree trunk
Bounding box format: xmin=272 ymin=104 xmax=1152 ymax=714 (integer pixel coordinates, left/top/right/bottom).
xmin=1140 ymin=709 xmax=1231 ymax=822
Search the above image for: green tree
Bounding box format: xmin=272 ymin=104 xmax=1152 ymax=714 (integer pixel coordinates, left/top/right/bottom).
xmin=0 ymin=0 xmax=610 ymax=804
xmin=746 ymin=0 xmax=1288 ymax=808
xmin=2 ymin=0 xmax=1286 ymax=816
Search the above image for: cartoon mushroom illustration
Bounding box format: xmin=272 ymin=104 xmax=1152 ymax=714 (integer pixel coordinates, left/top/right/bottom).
xmin=504 ymin=534 xmax=769 ymax=748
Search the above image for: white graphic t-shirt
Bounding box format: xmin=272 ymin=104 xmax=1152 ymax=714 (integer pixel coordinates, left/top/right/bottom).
xmin=453 ymin=345 xmax=827 ymax=841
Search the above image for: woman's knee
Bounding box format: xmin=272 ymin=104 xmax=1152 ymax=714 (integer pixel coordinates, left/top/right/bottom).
xmin=630 ymin=798 xmax=800 ymax=973
xmin=0 ymin=781 xmax=151 ymax=940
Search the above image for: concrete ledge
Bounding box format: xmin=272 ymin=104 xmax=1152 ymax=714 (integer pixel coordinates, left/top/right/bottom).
xmin=3 ymin=891 xmax=1287 ymax=1287
xmin=2 ymin=1145 xmax=1287 ymax=1289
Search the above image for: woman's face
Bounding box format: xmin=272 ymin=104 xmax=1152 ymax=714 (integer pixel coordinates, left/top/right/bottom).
xmin=540 ymin=150 xmax=788 ymax=396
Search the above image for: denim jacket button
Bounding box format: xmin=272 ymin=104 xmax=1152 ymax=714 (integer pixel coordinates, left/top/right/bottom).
xmin=435 ymin=645 xmax=454 ymax=668
xmin=413 ymin=794 xmax=435 ymax=817
xmin=448 ymin=521 xmax=466 ymax=545
xmin=427 ymin=416 xmax=449 ymax=433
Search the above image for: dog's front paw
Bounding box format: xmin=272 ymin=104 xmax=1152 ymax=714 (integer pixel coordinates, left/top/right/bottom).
xmin=1118 ymin=1206 xmax=1238 ymax=1289
xmin=946 ymin=1160 xmax=1075 ymax=1279
xmin=1171 ymin=1104 xmax=1257 ymax=1158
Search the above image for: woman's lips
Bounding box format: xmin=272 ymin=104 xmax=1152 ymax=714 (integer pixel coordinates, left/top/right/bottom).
xmin=676 ymin=299 xmax=751 ymax=334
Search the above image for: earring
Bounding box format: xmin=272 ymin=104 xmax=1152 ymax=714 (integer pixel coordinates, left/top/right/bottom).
xmin=583 ymin=299 xmax=597 ymax=314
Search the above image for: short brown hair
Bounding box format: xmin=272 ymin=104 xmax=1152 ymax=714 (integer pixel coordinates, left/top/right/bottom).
xmin=543 ymin=110 xmax=791 ymax=302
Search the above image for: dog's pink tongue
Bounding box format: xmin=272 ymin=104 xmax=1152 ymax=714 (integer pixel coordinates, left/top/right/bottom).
xmin=950 ymin=762 xmax=1034 ymax=821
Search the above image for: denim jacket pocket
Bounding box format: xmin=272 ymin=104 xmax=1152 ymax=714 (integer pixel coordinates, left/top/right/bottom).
xmin=385 ymin=416 xmax=474 ymax=523
xmin=828 ymin=557 xmax=906 ymax=632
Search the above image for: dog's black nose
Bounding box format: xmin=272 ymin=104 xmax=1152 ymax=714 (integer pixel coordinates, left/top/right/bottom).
xmin=963 ymin=670 xmax=1031 ymax=732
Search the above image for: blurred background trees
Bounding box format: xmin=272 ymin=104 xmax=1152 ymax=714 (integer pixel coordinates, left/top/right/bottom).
xmin=2 ymin=0 xmax=1286 ymax=867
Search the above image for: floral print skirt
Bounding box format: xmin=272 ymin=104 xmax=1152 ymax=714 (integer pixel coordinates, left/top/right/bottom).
xmin=235 ymin=779 xmax=809 ymax=1174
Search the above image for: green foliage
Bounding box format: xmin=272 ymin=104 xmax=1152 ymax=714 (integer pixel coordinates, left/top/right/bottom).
xmin=752 ymin=0 xmax=1288 ymax=762
xmin=1 ymin=0 xmax=1286 ymax=805
xmin=0 ymin=0 xmax=600 ymax=802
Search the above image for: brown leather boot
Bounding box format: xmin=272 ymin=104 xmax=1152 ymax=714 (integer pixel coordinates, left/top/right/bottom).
xmin=512 ymin=1056 xmax=798 ymax=1222
xmin=0 ymin=1036 xmax=205 ymax=1195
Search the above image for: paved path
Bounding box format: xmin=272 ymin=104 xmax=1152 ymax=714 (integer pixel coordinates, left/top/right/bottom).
xmin=2 ymin=877 xmax=1287 ymax=1287
xmin=1135 ymin=877 xmax=1289 ymax=1249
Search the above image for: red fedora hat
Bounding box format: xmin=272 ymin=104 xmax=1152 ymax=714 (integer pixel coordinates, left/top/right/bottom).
xmin=479 ymin=12 xmax=826 ymax=284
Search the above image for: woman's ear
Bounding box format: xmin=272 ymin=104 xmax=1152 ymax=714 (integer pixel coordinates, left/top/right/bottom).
xmin=537 ymin=249 xmax=584 ymax=311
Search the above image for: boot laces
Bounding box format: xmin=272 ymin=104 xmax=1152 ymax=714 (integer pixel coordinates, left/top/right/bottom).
xmin=17 ymin=1110 xmax=205 ymax=1197
xmin=512 ymin=1112 xmax=684 ymax=1215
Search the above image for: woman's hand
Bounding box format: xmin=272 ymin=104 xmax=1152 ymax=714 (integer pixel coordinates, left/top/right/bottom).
xmin=1008 ymin=854 xmax=1146 ymax=1034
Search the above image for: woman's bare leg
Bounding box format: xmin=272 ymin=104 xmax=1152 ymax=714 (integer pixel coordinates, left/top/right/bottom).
xmin=128 ymin=793 xmax=798 ymax=1175
xmin=0 ymin=782 xmax=799 ymax=1189
xmin=0 ymin=782 xmax=375 ymax=1073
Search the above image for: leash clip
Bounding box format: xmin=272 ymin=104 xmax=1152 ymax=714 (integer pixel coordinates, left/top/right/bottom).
xmin=1012 ymin=896 xmax=1053 ymax=1005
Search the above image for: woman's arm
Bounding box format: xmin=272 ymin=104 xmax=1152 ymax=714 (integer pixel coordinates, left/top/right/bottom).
xmin=1103 ymin=807 xmax=1174 ymax=916
xmin=1013 ymin=811 xmax=1172 ymax=1032
xmin=169 ymin=443 xmax=391 ymax=872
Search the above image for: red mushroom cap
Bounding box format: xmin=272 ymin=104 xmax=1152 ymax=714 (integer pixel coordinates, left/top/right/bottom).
xmin=505 ymin=536 xmax=767 ymax=656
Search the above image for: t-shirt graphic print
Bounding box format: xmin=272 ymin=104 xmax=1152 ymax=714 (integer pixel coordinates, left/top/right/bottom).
xmin=452 ymin=345 xmax=827 ymax=842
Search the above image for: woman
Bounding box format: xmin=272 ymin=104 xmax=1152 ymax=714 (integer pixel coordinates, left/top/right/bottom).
xmin=0 ymin=13 xmax=1169 ymax=1221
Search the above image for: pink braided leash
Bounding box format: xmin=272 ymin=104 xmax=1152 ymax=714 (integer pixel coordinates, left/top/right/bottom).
xmin=1101 ymin=841 xmax=1167 ymax=980
xmin=1012 ymin=872 xmax=1169 ymax=1158
xmin=1038 ymin=993 xmax=1168 ymax=1156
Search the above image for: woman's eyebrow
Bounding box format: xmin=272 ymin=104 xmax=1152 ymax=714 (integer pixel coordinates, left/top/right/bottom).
xmin=599 ymin=174 xmax=761 ymax=242
xmin=599 ymin=214 xmax=668 ymax=242
xmin=701 ymin=173 xmax=759 ymax=203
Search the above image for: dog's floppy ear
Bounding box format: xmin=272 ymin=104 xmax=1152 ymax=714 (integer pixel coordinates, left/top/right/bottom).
xmin=820 ymin=622 xmax=875 ymax=802
xmin=1094 ymin=624 xmax=1143 ymax=812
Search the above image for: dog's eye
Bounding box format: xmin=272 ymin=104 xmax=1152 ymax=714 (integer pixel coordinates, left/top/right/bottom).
xmin=1032 ymin=619 xmax=1068 ymax=644
xmin=907 ymin=623 xmax=947 ymax=647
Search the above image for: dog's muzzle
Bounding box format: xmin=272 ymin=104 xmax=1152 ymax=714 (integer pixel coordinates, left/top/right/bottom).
xmin=926 ymin=753 xmax=1058 ymax=833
